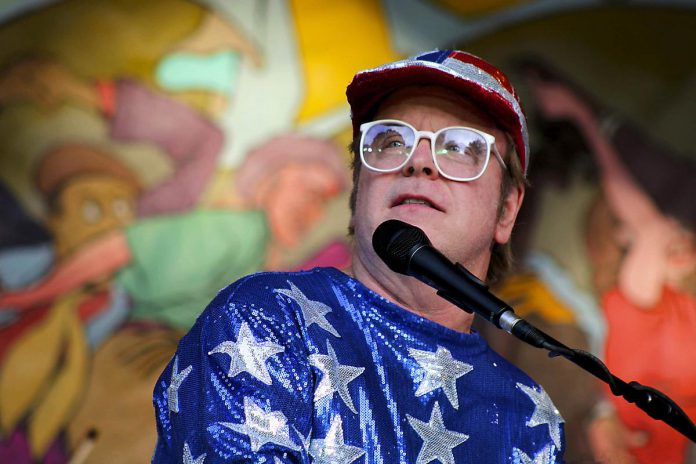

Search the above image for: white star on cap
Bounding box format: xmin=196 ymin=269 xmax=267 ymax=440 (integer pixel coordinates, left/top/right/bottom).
xmin=220 ymin=397 xmax=300 ymax=452
xmin=407 ymin=401 xmax=469 ymax=464
xmin=182 ymin=442 xmax=206 ymax=464
xmin=309 ymin=341 xmax=364 ymax=414
xmin=513 ymin=444 xmax=556 ymax=463
xmin=208 ymin=322 xmax=284 ymax=385
xmin=409 ymin=346 xmax=473 ymax=409
xmin=517 ymin=383 xmax=564 ymax=450
xmin=276 ymin=281 xmax=340 ymax=337
xmin=309 ymin=415 xmax=365 ymax=464
xmin=167 ymin=356 xmax=192 ymax=413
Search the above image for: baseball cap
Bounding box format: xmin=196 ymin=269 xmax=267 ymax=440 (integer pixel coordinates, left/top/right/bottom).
xmin=346 ymin=49 xmax=529 ymax=174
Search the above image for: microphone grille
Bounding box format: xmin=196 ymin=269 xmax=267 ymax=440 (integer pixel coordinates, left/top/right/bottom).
xmin=372 ymin=220 xmax=430 ymax=274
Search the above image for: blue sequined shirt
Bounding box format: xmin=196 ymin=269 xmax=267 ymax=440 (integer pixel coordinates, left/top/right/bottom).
xmin=152 ymin=267 xmax=565 ymax=463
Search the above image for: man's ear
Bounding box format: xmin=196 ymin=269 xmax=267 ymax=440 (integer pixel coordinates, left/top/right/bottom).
xmin=494 ymin=183 xmax=525 ymax=245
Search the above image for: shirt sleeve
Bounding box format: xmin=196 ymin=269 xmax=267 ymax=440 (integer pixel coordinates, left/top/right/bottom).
xmin=151 ymin=273 xmax=314 ymax=463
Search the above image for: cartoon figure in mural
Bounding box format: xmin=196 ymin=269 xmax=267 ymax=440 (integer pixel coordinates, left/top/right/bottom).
xmin=151 ymin=49 xmax=566 ymax=463
xmin=0 ymin=82 xmax=349 ymax=464
xmin=0 ymin=132 xmax=349 ymax=320
xmin=528 ymin=70 xmax=696 ymax=463
xmin=0 ymin=5 xmax=351 ymax=464
xmin=0 ymin=56 xmax=225 ymax=461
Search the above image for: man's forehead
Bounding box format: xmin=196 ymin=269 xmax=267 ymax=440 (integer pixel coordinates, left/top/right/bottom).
xmin=372 ymin=85 xmax=504 ymax=133
xmin=380 ymin=84 xmax=470 ymax=101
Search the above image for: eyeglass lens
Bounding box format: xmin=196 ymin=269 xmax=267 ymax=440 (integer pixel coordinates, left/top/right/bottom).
xmin=362 ymin=121 xmax=490 ymax=179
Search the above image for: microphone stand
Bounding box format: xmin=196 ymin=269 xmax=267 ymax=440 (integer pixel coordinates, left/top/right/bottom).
xmin=436 ymin=264 xmax=696 ymax=444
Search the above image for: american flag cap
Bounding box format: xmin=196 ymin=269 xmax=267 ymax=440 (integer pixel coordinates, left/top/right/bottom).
xmin=346 ymin=50 xmax=529 ymax=175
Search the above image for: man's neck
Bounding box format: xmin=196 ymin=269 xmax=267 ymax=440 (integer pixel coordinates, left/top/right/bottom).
xmin=350 ymin=252 xmax=477 ymax=333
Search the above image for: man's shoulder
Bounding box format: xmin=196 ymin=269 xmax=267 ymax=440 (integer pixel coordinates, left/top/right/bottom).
xmin=220 ymin=267 xmax=342 ymax=296
xmin=187 ymin=267 xmax=350 ymax=343
xmin=477 ymin=341 xmax=549 ymax=394
xmin=206 ymin=267 xmax=349 ymax=315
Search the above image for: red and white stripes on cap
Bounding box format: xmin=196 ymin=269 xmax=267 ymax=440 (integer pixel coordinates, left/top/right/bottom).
xmin=346 ymin=50 xmax=529 ymax=175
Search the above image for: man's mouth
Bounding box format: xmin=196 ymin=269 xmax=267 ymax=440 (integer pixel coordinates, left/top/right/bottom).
xmin=392 ymin=195 xmax=444 ymax=212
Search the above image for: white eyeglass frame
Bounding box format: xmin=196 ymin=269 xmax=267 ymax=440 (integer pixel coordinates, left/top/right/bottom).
xmin=359 ymin=118 xmax=507 ymax=182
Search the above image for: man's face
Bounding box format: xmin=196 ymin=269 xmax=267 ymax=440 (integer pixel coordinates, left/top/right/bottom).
xmin=351 ymin=86 xmax=523 ymax=279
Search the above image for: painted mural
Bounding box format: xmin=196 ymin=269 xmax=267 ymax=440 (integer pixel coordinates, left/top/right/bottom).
xmin=0 ymin=0 xmax=694 ymax=462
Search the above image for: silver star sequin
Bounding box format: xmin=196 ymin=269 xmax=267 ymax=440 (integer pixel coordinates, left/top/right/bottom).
xmin=513 ymin=444 xmax=556 ymax=464
xmin=183 ymin=442 xmax=206 ymax=464
xmin=407 ymin=401 xmax=469 ymax=464
xmin=409 ymin=346 xmax=473 ymax=409
xmin=167 ymin=356 xmax=192 ymax=413
xmin=309 ymin=341 xmax=365 ymax=414
xmin=220 ymin=397 xmax=300 ymax=452
xmin=208 ymin=322 xmax=284 ymax=385
xmin=308 ymin=415 xmax=365 ymax=464
xmin=517 ymin=383 xmax=564 ymax=450
xmin=276 ymin=282 xmax=340 ymax=337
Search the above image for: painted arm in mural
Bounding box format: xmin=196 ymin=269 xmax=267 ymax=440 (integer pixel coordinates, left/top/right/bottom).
xmin=101 ymin=9 xmax=266 ymax=216
xmin=0 ymin=231 xmax=130 ymax=310
xmin=0 ymin=58 xmax=100 ymax=107
xmin=529 ymin=78 xmax=673 ymax=308
xmin=104 ymin=79 xmax=223 ymax=217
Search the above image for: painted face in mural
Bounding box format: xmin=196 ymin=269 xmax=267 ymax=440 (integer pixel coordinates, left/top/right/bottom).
xmin=588 ymin=195 xmax=696 ymax=293
xmin=48 ymin=175 xmax=138 ymax=258
xmin=351 ymin=85 xmax=522 ymax=278
xmin=254 ymin=163 xmax=342 ymax=248
xmin=665 ymin=224 xmax=696 ymax=281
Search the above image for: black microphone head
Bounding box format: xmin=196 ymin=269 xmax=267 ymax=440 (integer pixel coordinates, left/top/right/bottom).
xmin=372 ymin=220 xmax=431 ymax=274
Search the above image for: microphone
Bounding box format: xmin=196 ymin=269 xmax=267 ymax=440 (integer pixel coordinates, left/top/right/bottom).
xmin=372 ymin=219 xmax=550 ymax=348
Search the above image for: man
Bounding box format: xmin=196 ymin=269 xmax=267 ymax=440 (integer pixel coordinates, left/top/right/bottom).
xmin=152 ymin=50 xmax=565 ymax=463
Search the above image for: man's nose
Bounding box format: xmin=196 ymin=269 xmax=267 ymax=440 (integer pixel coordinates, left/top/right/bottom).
xmin=401 ymin=137 xmax=438 ymax=179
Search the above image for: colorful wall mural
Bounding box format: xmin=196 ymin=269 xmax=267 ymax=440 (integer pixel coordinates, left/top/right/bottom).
xmin=0 ymin=0 xmax=694 ymax=462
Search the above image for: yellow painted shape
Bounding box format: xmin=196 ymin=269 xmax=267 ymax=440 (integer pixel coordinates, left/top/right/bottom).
xmin=290 ymin=0 xmax=400 ymax=121
xmin=66 ymin=327 xmax=180 ymax=463
xmin=495 ymin=272 xmax=576 ymax=324
xmin=28 ymin=293 xmax=89 ymax=458
xmin=0 ymin=301 xmax=66 ymax=434
xmin=0 ymin=0 xmax=203 ymax=82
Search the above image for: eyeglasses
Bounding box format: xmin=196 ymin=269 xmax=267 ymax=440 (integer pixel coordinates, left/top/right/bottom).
xmin=359 ymin=119 xmax=506 ymax=182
